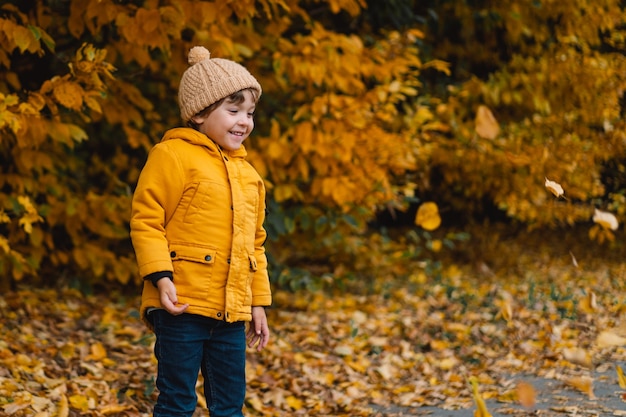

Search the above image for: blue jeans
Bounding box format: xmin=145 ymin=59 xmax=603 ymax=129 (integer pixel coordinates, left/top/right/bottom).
xmin=151 ymin=311 xmax=247 ymax=417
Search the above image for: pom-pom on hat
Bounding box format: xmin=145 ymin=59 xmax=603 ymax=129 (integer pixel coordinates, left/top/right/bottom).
xmin=178 ymin=46 xmax=262 ymax=122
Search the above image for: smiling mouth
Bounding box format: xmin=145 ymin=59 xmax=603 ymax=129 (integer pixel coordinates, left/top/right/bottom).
xmin=230 ymin=131 xmax=245 ymax=136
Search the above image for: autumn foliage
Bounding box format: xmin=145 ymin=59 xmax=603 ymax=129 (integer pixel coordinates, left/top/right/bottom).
xmin=0 ymin=0 xmax=625 ymax=288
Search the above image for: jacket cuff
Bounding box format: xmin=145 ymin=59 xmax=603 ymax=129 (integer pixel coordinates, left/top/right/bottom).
xmin=143 ymin=271 xmax=173 ymax=288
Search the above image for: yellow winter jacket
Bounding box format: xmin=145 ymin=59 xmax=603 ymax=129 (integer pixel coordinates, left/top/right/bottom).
xmin=130 ymin=127 xmax=272 ymax=326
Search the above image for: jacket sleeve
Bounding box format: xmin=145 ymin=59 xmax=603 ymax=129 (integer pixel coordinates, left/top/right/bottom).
xmin=251 ymin=182 xmax=272 ymax=307
xmin=130 ymin=143 xmax=185 ymax=278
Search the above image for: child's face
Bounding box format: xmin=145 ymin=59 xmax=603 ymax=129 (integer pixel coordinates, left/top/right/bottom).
xmin=191 ymin=90 xmax=256 ymax=151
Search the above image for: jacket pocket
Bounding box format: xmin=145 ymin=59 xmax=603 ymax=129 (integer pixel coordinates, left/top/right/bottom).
xmin=169 ymin=243 xmax=217 ymax=297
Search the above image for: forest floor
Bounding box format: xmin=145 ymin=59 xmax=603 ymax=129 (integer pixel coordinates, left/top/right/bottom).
xmin=1 ymin=224 xmax=626 ymax=416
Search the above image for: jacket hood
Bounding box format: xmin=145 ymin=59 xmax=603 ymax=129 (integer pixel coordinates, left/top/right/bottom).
xmin=161 ymin=127 xmax=248 ymax=158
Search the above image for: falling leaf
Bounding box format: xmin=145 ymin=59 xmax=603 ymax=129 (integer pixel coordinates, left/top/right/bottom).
xmin=544 ymin=178 xmax=564 ymax=198
xmin=569 ymin=251 xmax=578 ymax=267
xmin=516 ymin=381 xmax=536 ymax=408
xmin=617 ymin=366 xmax=626 ymax=389
xmin=592 ymin=208 xmax=619 ymax=231
xmin=415 ymin=201 xmax=441 ymax=231
xmin=475 ymin=105 xmax=500 ymax=139
xmin=468 ymin=376 xmax=492 ymax=417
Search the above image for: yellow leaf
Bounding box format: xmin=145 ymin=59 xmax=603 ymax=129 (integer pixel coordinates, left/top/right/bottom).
xmin=246 ymin=395 xmax=265 ymax=412
xmin=516 ymin=381 xmax=536 ymax=408
xmin=544 ymin=178 xmax=564 ymax=198
xmin=415 ymin=201 xmax=441 ymax=231
xmin=13 ymin=25 xmax=35 ymax=53
xmin=578 ymin=289 xmax=597 ymax=314
xmin=286 ymin=395 xmax=303 ymax=410
xmin=86 ymin=342 xmax=107 ymax=361
xmin=617 ymin=366 xmax=626 ymax=389
xmin=430 ymin=239 xmax=442 ymax=252
xmin=592 ymin=208 xmax=618 ymax=230
xmin=53 ymin=81 xmax=84 ymax=111
xmin=437 ymin=357 xmax=459 ymax=370
xmin=475 ymin=105 xmax=499 ymax=139
xmin=57 ymin=394 xmax=69 ymax=417
xmin=68 ymin=394 xmax=89 ymax=411
xmin=495 ymin=295 xmax=513 ymax=324
xmin=469 ymin=376 xmax=492 ymax=417
xmin=0 ymin=236 xmax=9 ymax=254
xmin=101 ymin=405 xmax=131 ymax=415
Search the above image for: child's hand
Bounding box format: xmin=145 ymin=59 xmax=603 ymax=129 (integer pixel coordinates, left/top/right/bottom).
xmin=157 ymin=278 xmax=189 ymax=315
xmin=247 ymin=306 xmax=269 ymax=351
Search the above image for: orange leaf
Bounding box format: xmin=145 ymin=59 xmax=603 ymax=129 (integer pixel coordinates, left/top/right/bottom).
xmin=516 ymin=381 xmax=536 ymax=408
xmin=53 ymin=81 xmax=84 ymax=111
xmin=475 ymin=105 xmax=499 ymax=139
xmin=86 ymin=342 xmax=107 ymax=361
xmin=57 ymin=395 xmax=69 ymax=417
xmin=563 ymin=376 xmax=594 ymax=399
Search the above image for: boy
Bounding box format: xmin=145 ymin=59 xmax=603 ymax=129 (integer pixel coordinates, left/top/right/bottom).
xmin=130 ymin=46 xmax=272 ymax=417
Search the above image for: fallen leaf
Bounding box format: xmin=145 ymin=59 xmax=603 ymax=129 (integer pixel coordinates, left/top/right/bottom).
xmin=562 ymin=347 xmax=593 ymax=368
xmin=563 ymin=375 xmax=594 ymax=399
xmin=578 ymin=289 xmax=597 ymax=314
xmin=69 ymin=394 xmax=90 ymax=411
xmin=57 ymin=394 xmax=69 ymax=417
xmin=596 ymin=331 xmax=626 ymax=348
xmin=101 ymin=405 xmax=133 ymax=415
xmin=86 ymin=342 xmax=107 ymax=361
xmin=469 ymin=376 xmax=492 ymax=417
xmin=617 ymin=365 xmax=626 ymax=389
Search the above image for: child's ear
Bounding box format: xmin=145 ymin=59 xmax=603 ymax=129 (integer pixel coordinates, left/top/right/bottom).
xmin=190 ymin=114 xmax=206 ymax=125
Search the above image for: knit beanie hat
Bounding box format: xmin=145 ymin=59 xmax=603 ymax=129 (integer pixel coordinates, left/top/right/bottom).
xmin=178 ymin=46 xmax=262 ymax=122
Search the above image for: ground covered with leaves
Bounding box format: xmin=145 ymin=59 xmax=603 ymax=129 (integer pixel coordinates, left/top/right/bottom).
xmin=1 ymin=228 xmax=626 ymax=416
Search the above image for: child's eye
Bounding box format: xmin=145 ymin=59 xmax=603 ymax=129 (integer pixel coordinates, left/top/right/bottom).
xmin=247 ymin=112 xmax=255 ymax=117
